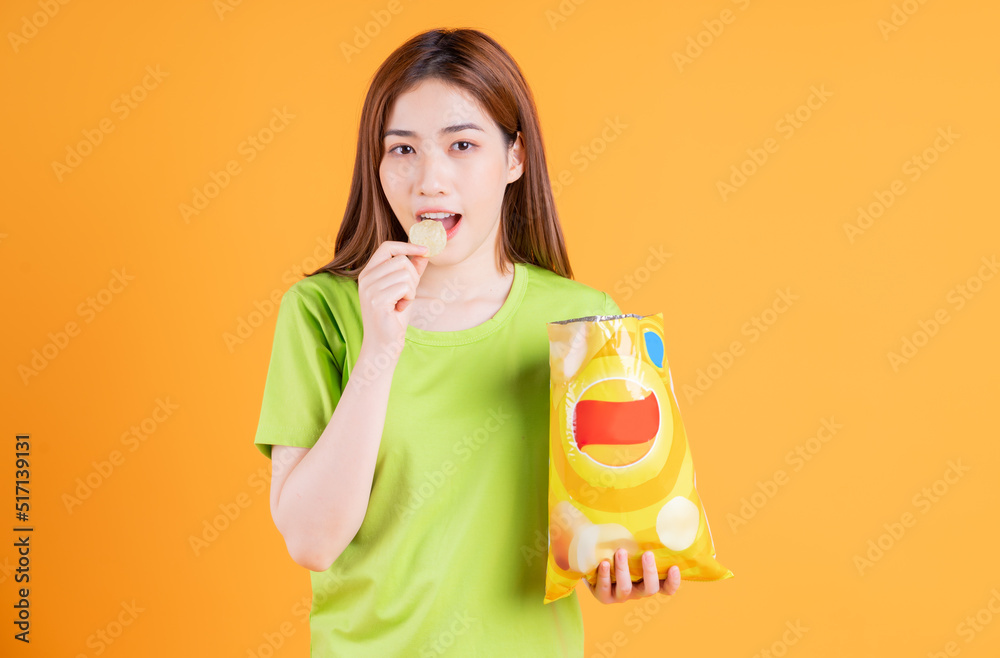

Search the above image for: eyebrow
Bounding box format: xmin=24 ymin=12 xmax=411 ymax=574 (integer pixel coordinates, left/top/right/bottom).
xmin=383 ymin=122 xmax=484 ymax=140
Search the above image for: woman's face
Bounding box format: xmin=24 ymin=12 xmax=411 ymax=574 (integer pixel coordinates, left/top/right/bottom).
xmin=379 ymin=78 xmax=524 ymax=266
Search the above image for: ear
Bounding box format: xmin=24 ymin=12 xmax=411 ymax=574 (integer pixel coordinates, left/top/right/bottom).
xmin=506 ymin=131 xmax=525 ymax=184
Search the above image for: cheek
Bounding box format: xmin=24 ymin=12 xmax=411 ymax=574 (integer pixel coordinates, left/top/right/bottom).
xmin=379 ymin=167 xmax=405 ymax=223
xmin=379 ymin=162 xmax=392 ymax=191
xmin=381 ymin=170 xmax=406 ymax=210
xmin=380 ymin=160 xmax=405 ymax=193
xmin=464 ymin=160 xmax=506 ymax=196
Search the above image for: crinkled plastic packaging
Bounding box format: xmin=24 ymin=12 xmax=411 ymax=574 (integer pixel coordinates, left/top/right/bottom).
xmin=543 ymin=312 xmax=733 ymax=604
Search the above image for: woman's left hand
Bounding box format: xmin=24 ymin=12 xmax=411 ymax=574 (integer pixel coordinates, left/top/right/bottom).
xmin=587 ymin=549 xmax=681 ymax=604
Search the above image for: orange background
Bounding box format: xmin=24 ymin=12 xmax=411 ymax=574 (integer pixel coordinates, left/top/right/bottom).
xmin=2 ymin=0 xmax=998 ymax=656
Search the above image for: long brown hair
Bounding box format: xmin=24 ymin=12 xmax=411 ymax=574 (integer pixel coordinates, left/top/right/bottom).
xmin=303 ymin=27 xmax=574 ymax=281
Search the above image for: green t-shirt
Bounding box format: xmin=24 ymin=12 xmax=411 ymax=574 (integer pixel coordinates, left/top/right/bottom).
xmin=254 ymin=260 xmax=622 ymax=657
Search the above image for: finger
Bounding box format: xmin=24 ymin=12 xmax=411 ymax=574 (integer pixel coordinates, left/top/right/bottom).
xmin=614 ymin=548 xmax=632 ymax=600
xmin=358 ymin=247 xmax=418 ymax=288
xmin=366 ymin=241 xmax=429 ymax=272
xmin=660 ymin=565 xmax=681 ymax=596
xmin=369 ymin=269 xmax=416 ymax=301
xmin=396 ymin=270 xmax=421 ymax=312
xmin=373 ymin=285 xmax=412 ymax=313
xmin=392 ymin=258 xmax=425 ymax=313
xmin=412 ymin=254 xmax=429 ymax=278
xmin=641 ymin=551 xmax=659 ymax=597
xmin=402 ymin=258 xmax=421 ymax=296
xmin=407 ymin=246 xmax=431 ymax=268
xmin=595 ymin=559 xmax=612 ymax=602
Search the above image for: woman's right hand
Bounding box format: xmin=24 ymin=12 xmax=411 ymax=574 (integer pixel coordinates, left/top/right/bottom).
xmin=356 ymin=240 xmax=430 ymax=361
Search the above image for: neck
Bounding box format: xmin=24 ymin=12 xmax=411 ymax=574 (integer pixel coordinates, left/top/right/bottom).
xmin=416 ymin=233 xmax=513 ymax=305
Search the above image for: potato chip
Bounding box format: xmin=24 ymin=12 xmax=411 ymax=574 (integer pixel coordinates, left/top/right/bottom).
xmin=408 ymin=219 xmax=447 ymax=257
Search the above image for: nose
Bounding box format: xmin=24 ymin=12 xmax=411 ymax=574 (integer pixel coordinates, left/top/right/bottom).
xmin=415 ymin=141 xmax=450 ymax=195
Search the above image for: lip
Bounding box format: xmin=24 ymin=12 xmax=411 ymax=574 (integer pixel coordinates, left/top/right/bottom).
xmin=414 ymin=207 xmax=462 ymax=220
xmin=444 ymin=215 xmax=462 ymax=240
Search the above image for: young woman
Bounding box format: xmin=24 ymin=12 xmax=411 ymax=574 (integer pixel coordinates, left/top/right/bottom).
xmin=253 ymin=27 xmax=680 ymax=656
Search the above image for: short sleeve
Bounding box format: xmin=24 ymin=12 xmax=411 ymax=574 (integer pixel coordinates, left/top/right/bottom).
xmin=253 ymin=288 xmax=345 ymax=460
xmin=603 ymin=291 xmax=623 ymax=316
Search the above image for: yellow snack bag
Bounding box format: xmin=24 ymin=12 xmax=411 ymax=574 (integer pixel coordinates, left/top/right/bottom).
xmin=544 ymin=312 xmax=733 ymax=604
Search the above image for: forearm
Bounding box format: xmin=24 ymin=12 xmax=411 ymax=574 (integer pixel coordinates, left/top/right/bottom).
xmin=273 ymin=344 xmax=396 ymax=570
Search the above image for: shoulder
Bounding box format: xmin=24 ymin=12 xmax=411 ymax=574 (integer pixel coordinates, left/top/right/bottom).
xmin=286 ymin=271 xmax=357 ymax=301
xmin=279 ymin=272 xmax=362 ymax=340
xmin=283 ymin=272 xmax=359 ymax=314
xmin=520 ymin=262 xmax=618 ymax=315
xmin=522 ymin=262 xmax=594 ymax=292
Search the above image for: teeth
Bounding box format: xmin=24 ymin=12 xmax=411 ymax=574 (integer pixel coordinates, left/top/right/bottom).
xmin=420 ymin=212 xmax=458 ymax=220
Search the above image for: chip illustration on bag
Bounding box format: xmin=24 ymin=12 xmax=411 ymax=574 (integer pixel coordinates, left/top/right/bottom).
xmin=543 ymin=312 xmax=734 ymax=604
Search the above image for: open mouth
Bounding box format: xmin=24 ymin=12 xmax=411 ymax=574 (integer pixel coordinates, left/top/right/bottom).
xmin=418 ymin=213 xmax=461 ymax=231
xmin=417 ymin=212 xmax=463 ymax=240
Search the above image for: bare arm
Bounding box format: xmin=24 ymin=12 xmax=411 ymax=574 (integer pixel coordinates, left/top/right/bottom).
xmin=267 ymin=240 xmax=429 ymax=572
xmin=270 ymin=344 xmax=396 ymax=571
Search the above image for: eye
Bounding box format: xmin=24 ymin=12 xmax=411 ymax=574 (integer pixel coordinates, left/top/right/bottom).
xmin=453 ymin=141 xmax=475 ymax=151
xmin=388 ymin=144 xmax=414 ymax=155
